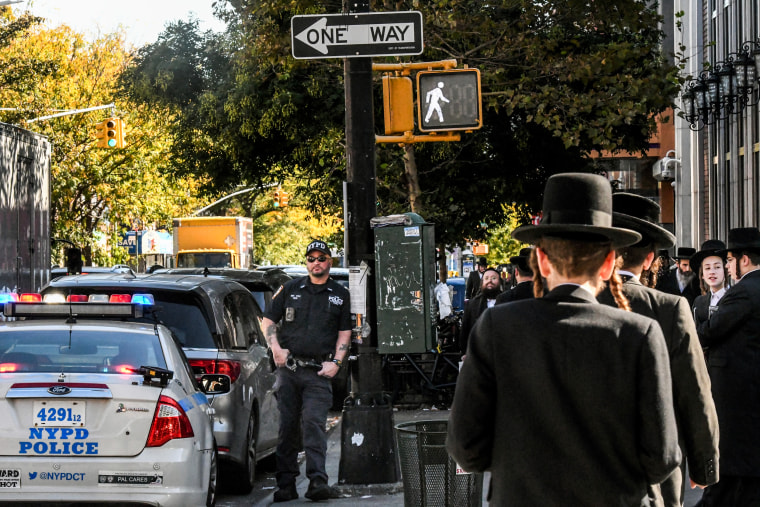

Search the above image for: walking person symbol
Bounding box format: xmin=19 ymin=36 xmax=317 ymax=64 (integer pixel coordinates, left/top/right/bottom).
xmin=425 ymin=82 xmax=450 ymax=123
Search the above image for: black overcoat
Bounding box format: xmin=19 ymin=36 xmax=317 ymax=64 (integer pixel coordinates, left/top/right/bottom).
xmin=495 ymin=280 xmax=534 ymax=305
xmin=447 ymin=285 xmax=681 ymax=506
xmin=656 ymin=269 xmax=701 ymax=307
xmin=697 ymin=269 xmax=760 ymax=476
xmin=599 ymin=278 xmax=719 ymax=505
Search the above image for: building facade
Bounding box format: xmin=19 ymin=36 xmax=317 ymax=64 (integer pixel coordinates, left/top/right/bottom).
xmin=677 ymin=0 xmax=760 ymax=247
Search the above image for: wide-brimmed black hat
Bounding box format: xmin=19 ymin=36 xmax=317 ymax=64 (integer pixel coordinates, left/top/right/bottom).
xmin=509 ymin=248 xmax=533 ymax=272
xmin=512 ymin=173 xmax=641 ymax=248
xmin=673 ymin=247 xmax=696 ymax=260
xmin=476 ymin=256 xmax=488 ymax=267
xmin=611 ymin=193 xmax=675 ymax=250
xmin=725 ymin=227 xmax=760 ymax=253
xmin=690 ymin=239 xmax=727 ymax=269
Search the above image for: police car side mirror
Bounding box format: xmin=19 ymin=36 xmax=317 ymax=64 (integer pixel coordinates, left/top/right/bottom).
xmin=199 ymin=374 xmax=231 ymax=395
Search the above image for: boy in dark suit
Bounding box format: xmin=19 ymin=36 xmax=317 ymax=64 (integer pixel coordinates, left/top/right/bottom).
xmin=447 ymin=173 xmax=680 ymax=506
xmin=597 ymin=193 xmax=718 ymax=506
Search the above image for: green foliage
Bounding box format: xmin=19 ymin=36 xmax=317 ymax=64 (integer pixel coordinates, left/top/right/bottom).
xmin=485 ymin=204 xmax=530 ymax=265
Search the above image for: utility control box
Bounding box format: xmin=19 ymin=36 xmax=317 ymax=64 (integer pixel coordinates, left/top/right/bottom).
xmin=373 ymin=213 xmax=436 ymax=354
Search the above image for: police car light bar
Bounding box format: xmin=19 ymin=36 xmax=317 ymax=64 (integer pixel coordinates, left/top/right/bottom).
xmin=4 ymin=302 xmax=144 ymax=319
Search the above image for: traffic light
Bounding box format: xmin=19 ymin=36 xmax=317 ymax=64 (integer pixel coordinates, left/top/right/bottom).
xmin=65 ymin=248 xmax=83 ymax=275
xmin=382 ymin=75 xmax=414 ymax=134
xmin=273 ymin=189 xmax=281 ymax=207
xmin=94 ymin=117 xmax=118 ymax=148
xmin=279 ymin=191 xmax=289 ymax=208
xmin=416 ymin=68 xmax=482 ymax=132
xmin=115 ymin=118 xmax=127 ymax=148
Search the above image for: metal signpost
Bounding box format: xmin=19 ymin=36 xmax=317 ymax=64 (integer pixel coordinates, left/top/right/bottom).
xmin=291 ymin=11 xmax=423 ymax=59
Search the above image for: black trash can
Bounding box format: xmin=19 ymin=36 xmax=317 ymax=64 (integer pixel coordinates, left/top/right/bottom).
xmin=395 ymin=420 xmax=483 ymax=506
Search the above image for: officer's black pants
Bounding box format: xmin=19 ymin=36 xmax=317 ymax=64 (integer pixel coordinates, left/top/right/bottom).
xmin=275 ymin=366 xmax=332 ymax=488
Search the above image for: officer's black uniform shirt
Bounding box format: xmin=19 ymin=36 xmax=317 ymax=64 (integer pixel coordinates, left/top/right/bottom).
xmin=264 ymin=275 xmax=352 ymax=359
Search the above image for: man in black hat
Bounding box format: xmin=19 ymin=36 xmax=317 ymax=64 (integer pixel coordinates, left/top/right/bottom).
xmin=697 ymin=227 xmax=760 ymax=506
xmin=262 ymin=240 xmax=352 ymax=502
xmin=597 ymin=193 xmax=718 ymax=506
xmin=465 ymin=256 xmax=488 ymax=300
xmin=459 ymin=267 xmax=502 ymax=356
xmin=496 ymin=247 xmax=535 ymax=304
xmin=657 ymin=246 xmax=701 ymax=306
xmin=447 ymin=173 xmax=680 ymax=505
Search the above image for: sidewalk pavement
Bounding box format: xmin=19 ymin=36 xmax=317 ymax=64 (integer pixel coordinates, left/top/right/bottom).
xmin=256 ymin=405 xmax=489 ymax=506
xmin=254 ymin=405 xmax=704 ymax=506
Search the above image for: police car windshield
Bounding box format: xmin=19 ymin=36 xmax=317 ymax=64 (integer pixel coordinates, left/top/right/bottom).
xmin=0 ymin=329 xmax=166 ymax=374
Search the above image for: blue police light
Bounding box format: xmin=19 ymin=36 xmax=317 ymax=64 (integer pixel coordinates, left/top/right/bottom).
xmin=131 ymin=294 xmax=155 ymax=305
xmin=0 ymin=292 xmax=19 ymax=304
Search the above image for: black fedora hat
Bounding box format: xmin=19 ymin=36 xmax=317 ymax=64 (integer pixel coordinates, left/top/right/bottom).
xmin=510 ymin=248 xmax=533 ymax=264
xmin=690 ymin=239 xmax=727 ymax=269
xmin=476 ymin=256 xmax=488 ymax=267
xmin=611 ymin=193 xmax=675 ymax=250
xmin=725 ymin=227 xmax=760 ymax=253
xmin=510 ymin=248 xmax=533 ymax=272
xmin=512 ymin=173 xmax=641 ymax=248
xmin=673 ymin=247 xmax=696 ymax=260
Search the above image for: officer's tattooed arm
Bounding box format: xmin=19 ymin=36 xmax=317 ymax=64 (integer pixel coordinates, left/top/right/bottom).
xmin=261 ymin=317 xmax=288 ymax=366
xmin=334 ymin=330 xmax=352 ymax=362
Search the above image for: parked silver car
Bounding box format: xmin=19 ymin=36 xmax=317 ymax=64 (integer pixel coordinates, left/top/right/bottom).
xmin=41 ymin=273 xmax=279 ymax=494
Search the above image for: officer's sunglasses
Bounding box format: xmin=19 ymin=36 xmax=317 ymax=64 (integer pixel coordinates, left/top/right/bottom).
xmin=307 ymin=255 xmax=329 ymax=263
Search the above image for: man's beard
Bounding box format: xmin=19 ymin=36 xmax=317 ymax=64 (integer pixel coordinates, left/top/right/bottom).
xmin=481 ymin=286 xmax=500 ymax=299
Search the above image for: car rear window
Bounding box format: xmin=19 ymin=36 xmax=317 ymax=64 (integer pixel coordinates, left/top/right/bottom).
xmin=0 ymin=329 xmax=166 ymax=374
xmin=40 ymin=288 xmax=218 ymax=349
xmin=137 ymin=299 xmax=216 ymax=349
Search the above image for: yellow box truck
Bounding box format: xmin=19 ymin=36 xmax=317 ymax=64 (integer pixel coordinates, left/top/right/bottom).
xmin=172 ymin=216 xmax=253 ymax=268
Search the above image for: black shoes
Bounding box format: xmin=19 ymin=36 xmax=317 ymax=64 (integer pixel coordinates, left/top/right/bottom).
xmin=273 ymin=483 xmax=298 ymax=503
xmin=304 ymin=478 xmax=340 ymax=501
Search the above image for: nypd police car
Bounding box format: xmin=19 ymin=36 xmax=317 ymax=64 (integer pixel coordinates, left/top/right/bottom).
xmin=0 ymin=294 xmax=229 ymax=506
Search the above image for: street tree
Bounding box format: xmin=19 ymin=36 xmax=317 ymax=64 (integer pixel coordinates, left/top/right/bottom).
xmin=0 ymin=16 xmax=214 ymax=265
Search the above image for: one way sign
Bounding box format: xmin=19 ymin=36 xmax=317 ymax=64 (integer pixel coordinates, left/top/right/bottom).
xmin=291 ymin=11 xmax=423 ymax=59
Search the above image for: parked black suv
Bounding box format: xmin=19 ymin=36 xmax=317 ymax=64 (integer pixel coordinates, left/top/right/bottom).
xmin=155 ymin=267 xmax=291 ymax=314
xmin=41 ymin=273 xmax=278 ymax=494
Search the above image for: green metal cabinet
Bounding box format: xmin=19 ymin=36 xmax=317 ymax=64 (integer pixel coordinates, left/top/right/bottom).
xmin=373 ymin=213 xmax=436 ymax=354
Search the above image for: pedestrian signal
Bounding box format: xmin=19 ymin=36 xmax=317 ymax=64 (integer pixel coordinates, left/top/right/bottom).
xmin=416 ymin=69 xmax=482 ymax=132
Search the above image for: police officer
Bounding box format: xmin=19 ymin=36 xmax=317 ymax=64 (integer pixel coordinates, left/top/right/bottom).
xmin=262 ymin=240 xmax=352 ymax=502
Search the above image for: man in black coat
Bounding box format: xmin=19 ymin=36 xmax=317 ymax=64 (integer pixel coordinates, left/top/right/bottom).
xmin=597 ymin=193 xmax=719 ymax=506
xmin=459 ymin=267 xmax=502 ymax=355
xmin=447 ymin=173 xmax=680 ymax=506
xmin=657 ymin=247 xmax=701 ymax=306
xmin=697 ymin=227 xmax=760 ymax=506
xmin=465 ymin=256 xmax=487 ymax=300
xmin=495 ymin=247 xmax=534 ymax=304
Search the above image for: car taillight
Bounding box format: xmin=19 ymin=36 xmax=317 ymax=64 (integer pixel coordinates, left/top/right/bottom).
xmin=188 ymin=359 xmax=241 ymax=384
xmin=146 ymin=395 xmax=194 ymax=447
